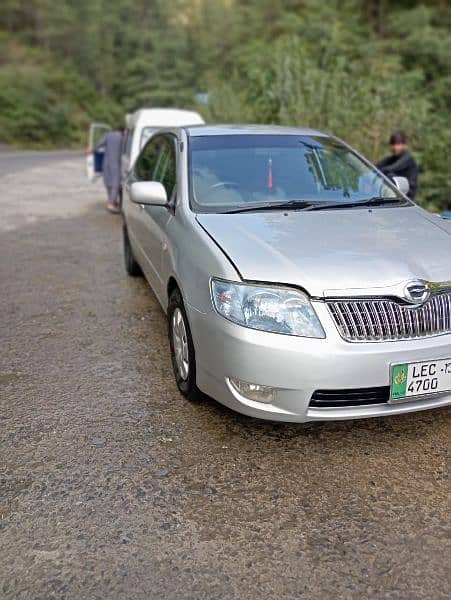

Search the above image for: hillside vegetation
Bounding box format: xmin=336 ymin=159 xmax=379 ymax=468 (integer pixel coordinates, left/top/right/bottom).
xmin=0 ymin=0 xmax=450 ymax=209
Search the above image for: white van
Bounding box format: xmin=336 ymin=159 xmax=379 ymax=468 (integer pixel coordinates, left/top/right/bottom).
xmin=86 ymin=108 xmax=205 ymax=183
xmin=123 ymin=108 xmax=205 ymax=172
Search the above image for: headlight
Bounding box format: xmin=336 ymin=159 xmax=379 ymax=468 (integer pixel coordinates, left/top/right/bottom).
xmin=211 ymin=279 xmax=325 ymax=338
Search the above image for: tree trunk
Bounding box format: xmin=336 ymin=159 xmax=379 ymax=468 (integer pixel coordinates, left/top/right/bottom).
xmin=364 ymin=0 xmax=384 ymax=35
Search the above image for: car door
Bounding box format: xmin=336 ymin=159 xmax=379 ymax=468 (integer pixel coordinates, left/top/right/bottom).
xmin=141 ymin=134 xmax=177 ymax=302
xmin=86 ymin=123 xmax=111 ymax=181
xmin=127 ymin=134 xmax=175 ymax=298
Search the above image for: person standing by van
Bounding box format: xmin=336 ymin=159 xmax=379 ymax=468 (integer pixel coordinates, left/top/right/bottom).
xmin=376 ymin=130 xmax=419 ymax=199
xmin=94 ymin=126 xmax=124 ymax=213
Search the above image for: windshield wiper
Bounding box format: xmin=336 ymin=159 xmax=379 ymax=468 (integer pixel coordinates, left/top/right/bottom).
xmin=221 ymin=200 xmax=319 ymax=214
xmin=219 ymin=196 xmax=405 ymax=215
xmin=303 ymin=197 xmax=405 ymax=211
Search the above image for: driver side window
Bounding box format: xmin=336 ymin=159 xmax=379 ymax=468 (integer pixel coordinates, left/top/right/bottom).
xmin=154 ymin=137 xmax=176 ymax=200
xmin=135 ymin=135 xmax=176 ymax=200
xmin=135 ymin=136 xmax=162 ymax=181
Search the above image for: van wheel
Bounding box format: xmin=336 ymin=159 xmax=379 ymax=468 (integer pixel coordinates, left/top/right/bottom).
xmin=123 ymin=225 xmax=142 ymax=277
xmin=168 ymin=288 xmax=201 ymax=401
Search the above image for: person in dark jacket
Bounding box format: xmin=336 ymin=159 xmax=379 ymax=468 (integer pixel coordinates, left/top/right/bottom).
xmin=376 ymin=130 xmax=419 ymax=199
xmin=94 ymin=126 xmax=124 ymax=213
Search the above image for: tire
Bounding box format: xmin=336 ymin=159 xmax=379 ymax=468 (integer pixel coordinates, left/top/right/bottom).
xmin=168 ymin=288 xmax=201 ymax=401
xmin=123 ymin=225 xmax=142 ymax=277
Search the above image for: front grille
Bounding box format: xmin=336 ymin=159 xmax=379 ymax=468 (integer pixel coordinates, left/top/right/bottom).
xmin=327 ymin=293 xmax=451 ymax=342
xmin=310 ymin=387 xmax=390 ymax=407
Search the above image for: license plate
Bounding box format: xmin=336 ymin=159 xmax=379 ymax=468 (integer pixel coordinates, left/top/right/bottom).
xmin=390 ymin=358 xmax=451 ymax=401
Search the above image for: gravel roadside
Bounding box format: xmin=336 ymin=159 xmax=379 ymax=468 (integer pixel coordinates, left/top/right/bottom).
xmin=0 ymin=155 xmax=449 ymax=600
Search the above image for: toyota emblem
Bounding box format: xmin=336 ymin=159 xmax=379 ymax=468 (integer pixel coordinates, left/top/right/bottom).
xmin=404 ymin=280 xmax=431 ymax=305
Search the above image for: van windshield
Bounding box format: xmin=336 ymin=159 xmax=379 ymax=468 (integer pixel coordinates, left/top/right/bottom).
xmin=189 ymin=134 xmax=401 ymax=213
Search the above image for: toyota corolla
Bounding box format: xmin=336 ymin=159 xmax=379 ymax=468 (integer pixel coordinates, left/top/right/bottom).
xmin=122 ymin=125 xmax=451 ymax=422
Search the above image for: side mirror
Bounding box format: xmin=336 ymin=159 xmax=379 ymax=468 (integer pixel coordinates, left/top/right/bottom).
xmin=393 ymin=176 xmax=409 ymax=196
xmin=130 ymin=181 xmax=168 ymax=206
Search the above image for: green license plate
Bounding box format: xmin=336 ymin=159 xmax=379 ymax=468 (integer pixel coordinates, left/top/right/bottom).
xmin=390 ymin=358 xmax=451 ymax=401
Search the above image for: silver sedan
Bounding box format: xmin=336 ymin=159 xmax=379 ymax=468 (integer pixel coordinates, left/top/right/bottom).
xmin=122 ymin=125 xmax=451 ymax=422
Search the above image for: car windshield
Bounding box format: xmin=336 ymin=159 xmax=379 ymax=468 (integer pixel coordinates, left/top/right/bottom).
xmin=189 ymin=134 xmax=400 ymax=213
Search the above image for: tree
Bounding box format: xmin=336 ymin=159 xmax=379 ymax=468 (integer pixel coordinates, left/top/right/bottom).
xmin=0 ymin=0 xmax=449 ymax=209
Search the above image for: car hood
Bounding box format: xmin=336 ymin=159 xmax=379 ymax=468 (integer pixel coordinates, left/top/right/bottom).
xmin=197 ymin=207 xmax=451 ymax=297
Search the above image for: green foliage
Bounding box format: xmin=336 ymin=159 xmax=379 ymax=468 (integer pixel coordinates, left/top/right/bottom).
xmin=0 ymin=30 xmax=120 ymax=146
xmin=0 ymin=68 xmax=71 ymax=145
xmin=0 ymin=0 xmax=449 ymax=208
xmin=203 ymin=0 xmax=450 ymax=210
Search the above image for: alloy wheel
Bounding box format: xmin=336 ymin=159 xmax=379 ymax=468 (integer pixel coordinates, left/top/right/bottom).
xmin=172 ymin=308 xmax=189 ymax=380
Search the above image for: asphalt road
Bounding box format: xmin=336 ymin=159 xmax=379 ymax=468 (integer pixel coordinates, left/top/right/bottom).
xmin=0 ymin=153 xmax=449 ymax=600
xmin=0 ymin=150 xmax=82 ymax=177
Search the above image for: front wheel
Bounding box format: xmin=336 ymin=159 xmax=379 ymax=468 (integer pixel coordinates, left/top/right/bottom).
xmin=168 ymin=288 xmax=201 ymax=401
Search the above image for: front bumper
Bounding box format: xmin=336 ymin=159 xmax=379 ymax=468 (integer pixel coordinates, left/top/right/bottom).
xmin=187 ymin=302 xmax=451 ymax=422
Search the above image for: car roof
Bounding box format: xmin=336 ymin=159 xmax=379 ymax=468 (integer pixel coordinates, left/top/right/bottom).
xmin=184 ymin=124 xmax=328 ymax=137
